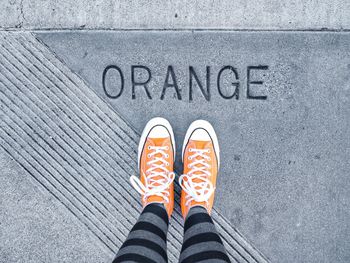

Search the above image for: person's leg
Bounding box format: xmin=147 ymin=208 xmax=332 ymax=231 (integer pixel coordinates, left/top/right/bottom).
xmin=113 ymin=203 xmax=169 ymax=263
xmin=113 ymin=118 xmax=176 ymax=263
xmin=179 ymin=120 xmax=230 ymax=262
xmin=179 ymin=206 xmax=230 ymax=263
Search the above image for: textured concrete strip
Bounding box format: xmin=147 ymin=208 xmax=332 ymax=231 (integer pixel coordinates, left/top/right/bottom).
xmin=0 ymin=147 xmax=112 ymax=263
xmin=1 ymin=0 xmax=350 ymax=30
xmin=0 ymin=32 xmax=268 ymax=263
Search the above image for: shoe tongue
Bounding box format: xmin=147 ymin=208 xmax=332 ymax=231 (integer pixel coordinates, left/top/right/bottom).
xmin=192 ymin=140 xmax=208 ymax=149
xmin=146 ymin=137 xmax=169 ymax=204
xmin=150 ymin=137 xmax=167 ymax=147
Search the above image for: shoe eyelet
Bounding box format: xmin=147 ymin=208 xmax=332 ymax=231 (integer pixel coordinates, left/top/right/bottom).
xmin=207 ymin=149 xmax=211 ymax=153
xmin=147 ymin=154 xmax=151 ymax=158
xmin=189 ymin=148 xmax=193 ymax=152
xmin=165 ymin=154 xmax=169 ymax=158
xmin=188 ymin=156 xmax=192 ymax=160
xmin=208 ymin=157 xmax=211 ymax=161
xmin=165 ymin=146 xmax=169 ymax=150
xmin=166 ymin=162 xmax=170 ymax=166
xmin=187 ymin=164 xmax=192 ymax=168
xmin=148 ymin=146 xmax=151 ymax=150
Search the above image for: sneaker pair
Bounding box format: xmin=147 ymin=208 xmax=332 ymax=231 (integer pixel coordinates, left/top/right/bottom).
xmin=130 ymin=117 xmax=220 ymax=219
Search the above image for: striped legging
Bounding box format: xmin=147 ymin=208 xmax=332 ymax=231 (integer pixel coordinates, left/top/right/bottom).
xmin=113 ymin=203 xmax=230 ymax=263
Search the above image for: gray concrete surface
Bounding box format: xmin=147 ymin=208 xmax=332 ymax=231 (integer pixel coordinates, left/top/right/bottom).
xmin=0 ymin=32 xmax=267 ymax=263
xmin=0 ymin=147 xmax=112 ymax=263
xmin=1 ymin=0 xmax=350 ymax=30
xmin=35 ymin=31 xmax=350 ymax=263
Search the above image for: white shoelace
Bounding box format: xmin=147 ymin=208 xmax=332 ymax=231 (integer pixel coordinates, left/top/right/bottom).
xmin=130 ymin=146 xmax=175 ymax=203
xmin=179 ymin=148 xmax=215 ymax=207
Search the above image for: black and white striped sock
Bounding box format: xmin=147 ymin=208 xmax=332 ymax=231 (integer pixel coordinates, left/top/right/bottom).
xmin=113 ymin=203 xmax=169 ymax=263
xmin=179 ymin=206 xmax=231 ymax=263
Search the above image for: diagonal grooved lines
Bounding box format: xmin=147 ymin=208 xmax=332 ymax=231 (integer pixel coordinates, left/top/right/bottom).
xmin=0 ymin=33 xmax=180 ymax=262
xmin=0 ymin=32 xmax=269 ymax=263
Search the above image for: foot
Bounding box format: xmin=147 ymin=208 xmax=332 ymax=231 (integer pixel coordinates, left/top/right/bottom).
xmin=130 ymin=117 xmax=176 ymax=217
xmin=179 ymin=120 xmax=220 ymax=218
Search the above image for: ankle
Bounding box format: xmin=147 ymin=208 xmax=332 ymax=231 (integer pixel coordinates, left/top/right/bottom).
xmin=187 ymin=205 xmax=209 ymax=217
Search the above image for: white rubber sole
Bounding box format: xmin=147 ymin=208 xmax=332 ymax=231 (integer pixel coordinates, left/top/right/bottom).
xmin=182 ymin=120 xmax=220 ymax=167
xmin=138 ymin=117 xmax=176 ymax=169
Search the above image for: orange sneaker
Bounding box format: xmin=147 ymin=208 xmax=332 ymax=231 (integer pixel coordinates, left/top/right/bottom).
xmin=179 ymin=120 xmax=220 ymax=219
xmin=130 ymin=117 xmax=176 ymax=217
